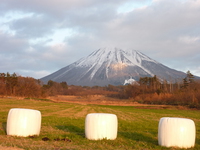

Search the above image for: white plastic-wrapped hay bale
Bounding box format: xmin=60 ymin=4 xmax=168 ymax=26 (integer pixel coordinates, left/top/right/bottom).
xmin=7 ymin=108 xmax=41 ymax=137
xmin=158 ymin=117 xmax=196 ymax=148
xmin=85 ymin=113 xmax=118 ymax=140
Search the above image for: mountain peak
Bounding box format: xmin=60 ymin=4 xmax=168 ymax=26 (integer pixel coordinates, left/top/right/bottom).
xmin=77 ymin=47 xmax=158 ymax=67
xmin=41 ymin=47 xmax=186 ymax=86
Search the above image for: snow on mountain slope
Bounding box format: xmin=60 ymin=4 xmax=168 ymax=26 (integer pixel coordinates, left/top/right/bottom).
xmin=41 ymin=47 xmax=187 ymax=86
xmin=73 ymin=47 xmax=158 ymax=79
xmin=76 ymin=47 xmax=158 ymax=67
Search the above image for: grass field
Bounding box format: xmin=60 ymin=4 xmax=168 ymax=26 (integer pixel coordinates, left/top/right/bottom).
xmin=0 ymin=98 xmax=200 ymax=150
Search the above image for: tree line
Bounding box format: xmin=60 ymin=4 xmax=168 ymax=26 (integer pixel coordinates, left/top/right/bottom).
xmin=0 ymin=71 xmax=199 ymax=109
xmin=116 ymin=71 xmax=200 ymax=109
xmin=0 ymin=72 xmax=69 ymax=98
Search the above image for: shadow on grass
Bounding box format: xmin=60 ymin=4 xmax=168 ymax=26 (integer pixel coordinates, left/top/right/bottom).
xmin=196 ymin=137 xmax=200 ymax=146
xmin=56 ymin=125 xmax=85 ymax=137
xmin=2 ymin=122 xmax=6 ymax=134
xmin=119 ymin=131 xmax=157 ymax=145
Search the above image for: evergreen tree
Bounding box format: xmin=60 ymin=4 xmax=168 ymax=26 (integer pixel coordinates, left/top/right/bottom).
xmin=182 ymin=71 xmax=195 ymax=89
xmin=186 ymin=70 xmax=194 ymax=83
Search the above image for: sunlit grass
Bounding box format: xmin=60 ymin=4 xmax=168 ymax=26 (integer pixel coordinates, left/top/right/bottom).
xmin=0 ymin=98 xmax=199 ymax=150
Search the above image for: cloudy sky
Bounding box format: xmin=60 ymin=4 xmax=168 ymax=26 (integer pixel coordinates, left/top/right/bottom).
xmin=0 ymin=0 xmax=200 ymax=79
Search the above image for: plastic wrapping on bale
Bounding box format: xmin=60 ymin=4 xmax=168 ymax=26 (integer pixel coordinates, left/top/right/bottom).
xmin=158 ymin=117 xmax=196 ymax=148
xmin=6 ymin=108 xmax=41 ymax=137
xmin=85 ymin=113 xmax=118 ymax=140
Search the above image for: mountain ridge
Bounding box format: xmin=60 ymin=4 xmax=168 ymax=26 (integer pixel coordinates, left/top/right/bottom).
xmin=41 ymin=47 xmax=188 ymax=86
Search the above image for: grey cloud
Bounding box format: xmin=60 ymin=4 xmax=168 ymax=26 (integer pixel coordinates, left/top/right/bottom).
xmin=0 ymin=0 xmax=200 ymax=78
xmin=0 ymin=31 xmax=28 ymax=53
xmin=9 ymin=14 xmax=55 ymax=38
xmin=64 ymin=0 xmax=200 ymax=75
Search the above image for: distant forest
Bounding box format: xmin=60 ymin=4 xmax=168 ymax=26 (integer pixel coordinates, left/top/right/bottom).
xmin=0 ymin=71 xmax=200 ymax=109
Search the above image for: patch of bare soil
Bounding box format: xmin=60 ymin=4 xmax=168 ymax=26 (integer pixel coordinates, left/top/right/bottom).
xmin=48 ymin=95 xmax=187 ymax=110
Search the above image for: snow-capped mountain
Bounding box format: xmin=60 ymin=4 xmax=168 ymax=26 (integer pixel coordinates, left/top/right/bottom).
xmin=41 ymin=47 xmax=187 ymax=86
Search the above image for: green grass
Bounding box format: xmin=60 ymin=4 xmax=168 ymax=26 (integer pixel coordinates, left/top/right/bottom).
xmin=0 ymin=98 xmax=200 ymax=150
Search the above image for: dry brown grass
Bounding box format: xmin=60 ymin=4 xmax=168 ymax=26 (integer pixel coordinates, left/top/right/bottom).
xmin=0 ymin=145 xmax=24 ymax=150
xmin=48 ymin=95 xmax=191 ymax=110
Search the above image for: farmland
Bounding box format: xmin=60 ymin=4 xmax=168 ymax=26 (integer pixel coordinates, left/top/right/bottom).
xmin=0 ymin=97 xmax=200 ymax=150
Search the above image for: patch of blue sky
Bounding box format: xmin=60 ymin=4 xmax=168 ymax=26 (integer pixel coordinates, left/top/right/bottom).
xmin=0 ymin=11 xmax=34 ymax=35
xmin=29 ymin=28 xmax=76 ymax=46
xmin=117 ymin=0 xmax=152 ymax=13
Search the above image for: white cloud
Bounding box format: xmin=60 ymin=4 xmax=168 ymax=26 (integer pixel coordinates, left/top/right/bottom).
xmin=0 ymin=0 xmax=200 ymax=78
xmin=179 ymin=36 xmax=200 ymax=44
